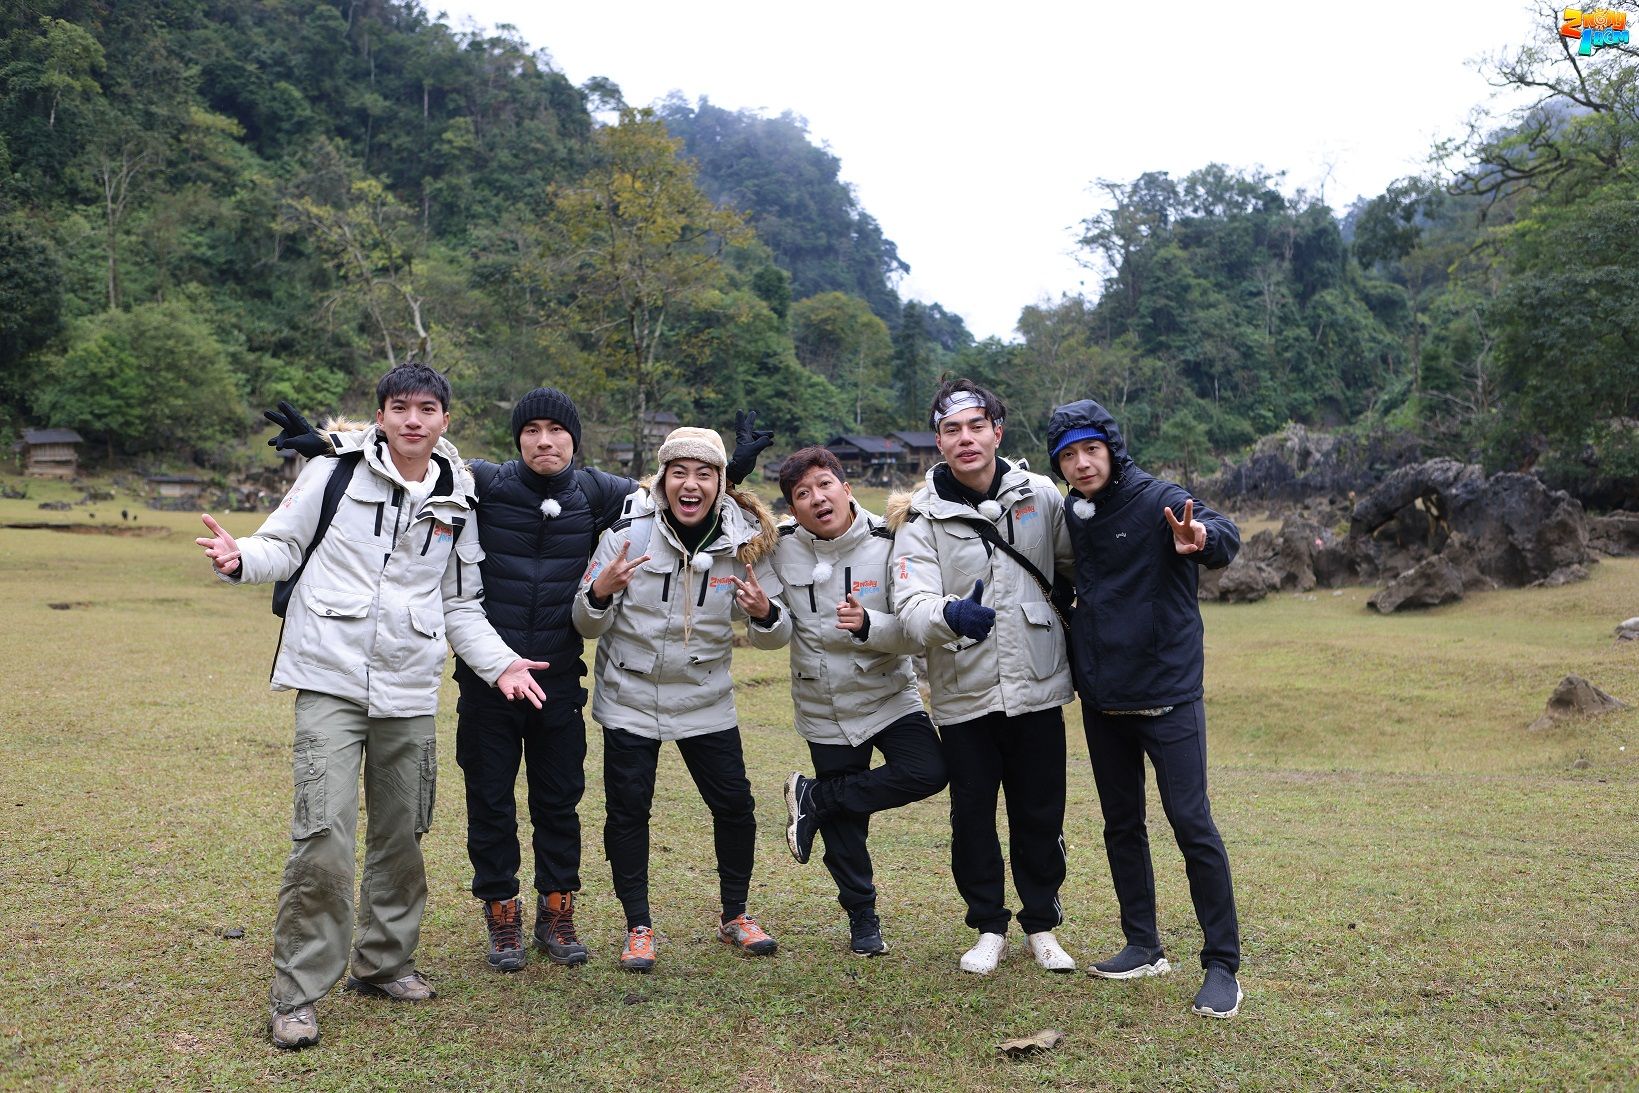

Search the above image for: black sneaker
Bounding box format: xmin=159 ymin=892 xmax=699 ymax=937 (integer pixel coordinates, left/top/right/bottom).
xmin=1192 ymin=964 xmax=1243 ymax=1018
xmin=848 ymin=907 xmax=888 ymax=957
xmin=783 ymin=772 xmax=820 ymax=864
xmin=1087 ymin=943 xmax=1170 ymax=979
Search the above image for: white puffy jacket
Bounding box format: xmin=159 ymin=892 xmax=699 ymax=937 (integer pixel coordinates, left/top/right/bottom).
xmin=573 ymin=482 xmax=781 ymax=741
xmin=230 ymin=427 xmax=517 ymax=717
xmin=888 ymin=461 xmax=1074 ymax=726
xmin=751 ymin=503 xmax=925 ymax=746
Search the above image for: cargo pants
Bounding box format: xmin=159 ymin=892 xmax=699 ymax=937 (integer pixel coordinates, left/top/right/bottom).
xmin=270 ymin=690 xmax=438 ymax=1014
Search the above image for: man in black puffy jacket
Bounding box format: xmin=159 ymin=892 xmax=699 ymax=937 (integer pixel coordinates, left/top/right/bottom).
xmin=1046 ymin=398 xmax=1246 ymax=1019
xmin=265 ymin=392 xmax=771 ymax=973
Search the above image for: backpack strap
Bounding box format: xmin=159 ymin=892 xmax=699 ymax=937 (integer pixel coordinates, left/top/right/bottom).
xmin=272 ymin=451 xmax=362 ymax=618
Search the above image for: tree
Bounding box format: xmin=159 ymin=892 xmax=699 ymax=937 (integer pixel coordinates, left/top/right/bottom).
xmin=790 ymin=292 xmax=893 ymax=429
xmin=532 ymin=106 xmax=749 ymax=471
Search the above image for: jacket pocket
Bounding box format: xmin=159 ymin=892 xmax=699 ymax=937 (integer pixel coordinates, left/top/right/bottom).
xmin=291 ymin=733 xmax=330 ymax=840
xmin=602 ymin=640 xmax=656 ymax=706
xmin=1019 ymin=600 xmax=1065 ymax=680
xmin=455 ymin=538 xmax=485 ymax=598
xmin=409 ymin=604 xmax=443 ymax=641
xmin=414 ymin=736 xmax=437 ymax=834
xmin=851 ymin=650 xmax=899 ymax=677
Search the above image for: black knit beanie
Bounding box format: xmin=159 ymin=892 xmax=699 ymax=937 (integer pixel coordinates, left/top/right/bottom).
xmin=511 ymin=387 xmax=582 ymax=454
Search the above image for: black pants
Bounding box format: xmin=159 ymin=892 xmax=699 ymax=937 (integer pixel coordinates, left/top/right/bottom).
xmin=603 ymin=725 xmax=756 ymax=929
xmin=808 ymin=711 xmax=948 ymax=913
xmin=1083 ymin=700 xmax=1240 ymax=973
xmin=940 ymin=706 xmax=1067 ymax=935
xmin=455 ymin=676 xmax=587 ymax=902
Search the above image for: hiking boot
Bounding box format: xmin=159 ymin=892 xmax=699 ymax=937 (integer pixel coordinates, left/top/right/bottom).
xmin=1192 ymin=964 xmax=1243 ymax=1019
xmin=619 ymin=925 xmax=656 ymax=972
xmin=959 ymin=931 xmax=1008 ymax=975
xmin=783 ymin=772 xmax=820 ymax=864
xmin=1087 ymin=943 xmax=1171 ymax=980
xmin=847 ymin=906 xmax=888 ymax=957
xmin=718 ymin=913 xmax=778 ymax=956
xmin=482 ymin=897 xmax=526 ymax=973
xmin=1025 ymin=931 xmax=1076 ymax=972
xmin=534 ymin=891 xmax=590 ymax=966
xmin=345 ymin=971 xmax=436 ymax=1001
xmin=269 ymin=1004 xmax=319 ymax=1050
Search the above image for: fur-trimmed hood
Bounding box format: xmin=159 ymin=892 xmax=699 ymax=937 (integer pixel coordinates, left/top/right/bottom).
xmin=636 ymin=474 xmax=779 ymax=565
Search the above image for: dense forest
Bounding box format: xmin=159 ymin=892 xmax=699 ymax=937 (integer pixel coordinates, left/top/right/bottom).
xmin=0 ymin=1 xmax=1633 ymax=503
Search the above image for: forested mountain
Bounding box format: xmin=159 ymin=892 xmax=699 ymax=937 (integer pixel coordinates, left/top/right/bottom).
xmin=0 ymin=2 xmax=1633 ymax=504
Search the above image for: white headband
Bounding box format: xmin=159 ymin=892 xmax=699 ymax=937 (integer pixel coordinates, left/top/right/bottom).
xmin=932 ymin=391 xmax=1001 ymax=428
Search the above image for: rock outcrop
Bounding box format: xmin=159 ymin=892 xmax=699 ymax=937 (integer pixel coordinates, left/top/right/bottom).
xmin=1527 ymin=675 xmax=1629 ymax=731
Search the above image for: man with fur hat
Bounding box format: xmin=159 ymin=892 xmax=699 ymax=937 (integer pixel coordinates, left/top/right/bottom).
xmin=263 ymin=395 xmax=773 ymax=973
xmin=1047 ymin=398 xmax=1244 ymax=1019
xmin=573 ymin=425 xmax=784 ymax=972
xmin=888 ymin=378 xmax=1079 ymax=977
xmin=750 ymin=446 xmax=948 ymax=957
xmin=198 ymin=362 xmax=547 ymax=1049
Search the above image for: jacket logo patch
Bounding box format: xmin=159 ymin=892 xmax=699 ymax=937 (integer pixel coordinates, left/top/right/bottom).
xmin=709 ymin=575 xmax=738 ymax=592
xmin=584 ymin=560 xmax=602 ymax=584
xmin=897 ymin=557 xmax=912 ymax=581
xmin=1115 ymin=531 xmax=1128 ymax=539
xmin=431 ymin=522 xmax=454 ymax=543
xmin=1015 ymin=502 xmax=1038 ymax=523
xmin=852 ymin=579 xmax=882 ymax=596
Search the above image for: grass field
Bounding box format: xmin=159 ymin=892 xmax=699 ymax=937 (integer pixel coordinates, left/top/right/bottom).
xmin=1 ymin=474 xmax=1636 ymax=1090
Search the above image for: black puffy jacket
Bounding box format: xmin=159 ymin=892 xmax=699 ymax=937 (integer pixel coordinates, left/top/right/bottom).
xmin=452 ymin=459 xmax=633 ymax=693
xmin=1045 ymin=399 xmax=1239 ymax=710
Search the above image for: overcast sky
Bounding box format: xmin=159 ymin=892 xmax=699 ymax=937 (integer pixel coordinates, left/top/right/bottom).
xmin=430 ymin=2 xmax=1544 ymax=340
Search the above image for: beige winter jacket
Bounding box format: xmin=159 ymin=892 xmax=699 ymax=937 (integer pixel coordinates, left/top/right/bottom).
xmin=888 ymin=461 xmax=1074 ymax=725
xmin=750 ymin=503 xmax=925 ymax=746
xmin=230 ymin=426 xmax=518 ymax=718
xmin=573 ymin=481 xmax=781 ymax=741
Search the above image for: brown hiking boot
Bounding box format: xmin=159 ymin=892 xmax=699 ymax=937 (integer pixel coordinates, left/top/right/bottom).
xmin=534 ymin=891 xmax=589 ymax=965
xmin=482 ymin=897 xmax=527 ymax=973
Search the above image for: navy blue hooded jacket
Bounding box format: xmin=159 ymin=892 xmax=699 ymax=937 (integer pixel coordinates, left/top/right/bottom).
xmin=452 ymin=459 xmax=634 ymax=693
xmin=1046 ymin=399 xmax=1239 ymax=710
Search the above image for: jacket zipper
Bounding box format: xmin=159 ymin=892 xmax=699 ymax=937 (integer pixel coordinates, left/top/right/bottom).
xmin=807 ymin=584 xmax=816 ymax=613
xmin=661 ymin=566 xmax=672 ymax=602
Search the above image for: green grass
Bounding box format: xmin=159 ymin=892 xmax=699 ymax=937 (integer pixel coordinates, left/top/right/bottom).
xmin=1 ymin=475 xmax=1637 ymax=1089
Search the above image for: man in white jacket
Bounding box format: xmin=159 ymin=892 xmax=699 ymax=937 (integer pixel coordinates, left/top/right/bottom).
xmin=888 ymin=378 xmax=1078 ymax=976
xmin=196 ymin=362 xmax=544 ymax=1050
xmin=749 ymin=447 xmax=947 ymax=957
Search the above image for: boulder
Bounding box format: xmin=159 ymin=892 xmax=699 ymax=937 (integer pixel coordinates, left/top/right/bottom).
xmin=1588 ymin=511 xmax=1639 ymax=557
xmin=1367 ymin=556 xmax=1465 ymax=614
xmin=1527 ymin=675 xmax=1629 ymax=730
xmin=1615 ymin=616 xmax=1639 ymax=642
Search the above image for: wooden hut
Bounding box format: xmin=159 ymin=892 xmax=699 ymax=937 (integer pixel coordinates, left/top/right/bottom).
xmin=824 ymin=435 xmax=903 ymax=486
xmin=146 ymin=474 xmax=208 ymax=501
xmin=888 ymin=430 xmax=942 ymax=478
xmin=14 ymin=428 xmax=84 ymax=478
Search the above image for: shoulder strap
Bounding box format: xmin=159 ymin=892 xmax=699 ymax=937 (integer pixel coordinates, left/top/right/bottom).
xmin=272 ymin=451 xmax=362 ymax=618
xmin=955 ymin=515 xmax=1070 ymax=632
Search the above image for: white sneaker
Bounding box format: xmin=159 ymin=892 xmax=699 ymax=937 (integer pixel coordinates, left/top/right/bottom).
xmin=959 ymin=932 xmax=1009 ymax=975
xmin=1025 ymin=931 xmax=1076 ymax=972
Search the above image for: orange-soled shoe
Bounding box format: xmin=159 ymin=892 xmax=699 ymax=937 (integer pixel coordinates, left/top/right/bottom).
xmin=619 ymin=925 xmax=656 ymax=972
xmin=717 ymin=913 xmax=778 ymax=956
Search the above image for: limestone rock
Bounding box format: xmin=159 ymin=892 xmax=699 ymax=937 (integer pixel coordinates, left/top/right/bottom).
xmin=1527 ymin=675 xmax=1629 ymax=730
xmin=1368 ymin=556 xmax=1464 ymax=614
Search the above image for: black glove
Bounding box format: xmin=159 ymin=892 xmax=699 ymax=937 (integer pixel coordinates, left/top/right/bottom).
xmin=942 ymin=579 xmax=995 ymax=641
xmin=263 ymin=400 xmax=331 ymax=459
xmin=725 ymin=409 xmax=774 ymax=486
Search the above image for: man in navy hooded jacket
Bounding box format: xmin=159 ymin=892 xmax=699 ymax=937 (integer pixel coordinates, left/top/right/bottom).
xmin=1046 ymin=398 xmax=1245 ymax=1020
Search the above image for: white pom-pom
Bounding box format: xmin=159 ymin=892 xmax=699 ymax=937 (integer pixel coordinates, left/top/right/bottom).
xmin=540 ymin=498 xmax=562 ymax=518
xmin=978 ymin=499 xmax=1003 ymax=522
xmin=811 ymin=560 xmax=834 ymax=583
xmin=691 ymin=552 xmax=713 ymax=572
xmin=1073 ymin=498 xmax=1097 ymax=519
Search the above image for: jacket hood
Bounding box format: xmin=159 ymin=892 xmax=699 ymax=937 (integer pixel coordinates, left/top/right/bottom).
xmin=636 ymin=475 xmax=779 ymax=564
xmin=1045 ymin=399 xmax=1133 ymax=487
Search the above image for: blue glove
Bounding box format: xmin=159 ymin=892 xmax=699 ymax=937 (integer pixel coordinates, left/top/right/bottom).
xmin=943 ymin=579 xmax=995 ymax=641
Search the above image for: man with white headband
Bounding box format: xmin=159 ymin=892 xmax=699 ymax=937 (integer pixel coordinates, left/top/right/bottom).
xmin=887 ymin=378 xmax=1078 ymax=976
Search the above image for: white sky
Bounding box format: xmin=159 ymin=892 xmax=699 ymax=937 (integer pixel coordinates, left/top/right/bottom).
xmin=430 ymin=2 xmax=1545 ymax=340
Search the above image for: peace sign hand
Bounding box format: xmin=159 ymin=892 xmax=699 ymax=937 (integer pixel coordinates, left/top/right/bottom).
xmin=195 ymin=513 xmax=241 ymax=575
xmin=1164 ymin=498 xmax=1206 ymax=555
xmin=591 ymin=540 xmax=652 ymax=600
xmin=835 ymin=593 xmax=866 ymax=634
xmin=730 ymin=563 xmax=771 ymax=620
